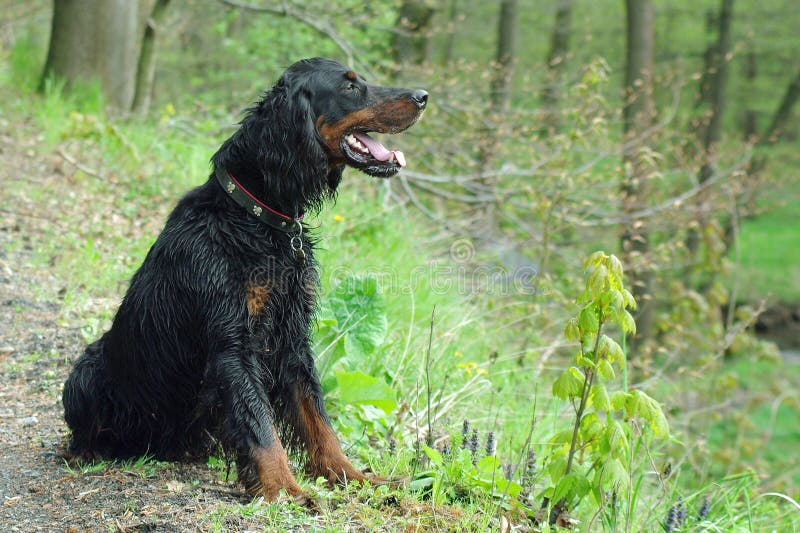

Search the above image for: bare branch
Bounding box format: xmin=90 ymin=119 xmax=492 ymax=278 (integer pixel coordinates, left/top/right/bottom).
xmin=57 ymin=148 xmax=106 ymax=180
xmin=216 ymin=0 xmax=374 ymax=76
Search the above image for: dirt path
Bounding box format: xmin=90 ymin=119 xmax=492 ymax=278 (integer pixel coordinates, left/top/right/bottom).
xmin=0 ymin=135 xmax=262 ymax=532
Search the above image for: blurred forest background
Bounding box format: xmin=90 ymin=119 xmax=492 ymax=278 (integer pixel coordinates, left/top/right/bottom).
xmin=0 ymin=0 xmax=798 ymax=530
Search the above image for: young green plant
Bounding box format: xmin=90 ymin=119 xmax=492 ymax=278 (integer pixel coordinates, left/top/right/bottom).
xmin=544 ymin=251 xmax=669 ymax=524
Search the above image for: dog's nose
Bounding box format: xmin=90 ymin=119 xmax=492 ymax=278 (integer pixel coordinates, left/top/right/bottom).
xmin=410 ymin=90 xmax=428 ymax=109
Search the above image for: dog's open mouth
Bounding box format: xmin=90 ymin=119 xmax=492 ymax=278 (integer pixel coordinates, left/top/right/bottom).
xmin=340 ymin=131 xmax=406 ymax=178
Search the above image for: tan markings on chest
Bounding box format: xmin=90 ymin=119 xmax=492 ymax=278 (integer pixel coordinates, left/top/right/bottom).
xmin=246 ymin=282 xmax=272 ymax=317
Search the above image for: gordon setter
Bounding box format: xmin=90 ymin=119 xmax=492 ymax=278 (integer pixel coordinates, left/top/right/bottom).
xmin=62 ymin=57 xmax=427 ymax=503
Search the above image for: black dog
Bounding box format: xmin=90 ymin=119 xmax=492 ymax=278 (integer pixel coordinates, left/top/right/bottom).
xmin=62 ymin=58 xmax=427 ymax=503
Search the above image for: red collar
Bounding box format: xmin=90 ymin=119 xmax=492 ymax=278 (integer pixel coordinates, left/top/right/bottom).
xmin=215 ymin=167 xmax=304 ymax=232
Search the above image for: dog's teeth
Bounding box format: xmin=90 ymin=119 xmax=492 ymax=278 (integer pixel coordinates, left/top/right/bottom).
xmin=346 ymin=135 xmax=370 ymax=154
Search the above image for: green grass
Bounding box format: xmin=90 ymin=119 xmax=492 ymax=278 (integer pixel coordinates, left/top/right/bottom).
xmin=733 ymin=201 xmax=800 ymax=302
xmin=706 ymin=356 xmax=800 ymax=491
xmin=62 ymin=455 xmax=170 ymax=483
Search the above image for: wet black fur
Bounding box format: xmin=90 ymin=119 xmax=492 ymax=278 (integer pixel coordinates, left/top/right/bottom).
xmin=62 ymin=58 xmax=425 ymax=489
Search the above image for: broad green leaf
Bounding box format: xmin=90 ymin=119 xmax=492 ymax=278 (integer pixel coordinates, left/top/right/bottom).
xmin=549 ymin=430 xmax=574 ymax=447
xmin=620 ymin=310 xmax=637 ymax=334
xmin=334 ymin=371 xmax=396 ymax=413
xmin=546 ymin=454 xmax=568 ymax=482
xmin=608 ymin=254 xmax=624 ymax=281
xmin=553 ymin=471 xmax=591 ymax=503
xmin=610 ymin=391 xmax=631 ymax=410
xmin=590 ymin=384 xmax=610 ymax=411
xmin=552 ymin=472 xmax=576 ymax=503
xmin=587 ymin=265 xmax=608 ymax=298
xmin=475 ymin=455 xmax=502 ymax=476
xmin=600 ymin=289 xmax=624 ymax=312
xmin=422 ymin=444 xmax=443 ymax=467
xmin=608 ymin=338 xmax=624 ymax=363
xmin=598 ymin=457 xmax=629 ymax=491
xmin=552 ymin=367 xmax=585 ymax=400
xmin=598 ymin=335 xmax=624 ymax=364
xmin=580 ymin=411 xmax=604 ymax=440
xmin=585 ymin=251 xmax=606 ymax=269
xmin=578 ymin=305 xmax=599 ymax=334
xmin=409 ymin=475 xmax=435 ymax=491
xmin=327 ymin=275 xmax=388 ymax=364
xmin=572 ymin=471 xmax=591 ymax=498
xmin=621 ymin=288 xmax=637 ymax=310
xmin=607 ymin=420 xmax=628 ymax=457
xmin=491 ymin=477 xmax=523 ymax=497
xmin=628 ymin=390 xmax=669 ymax=436
xmin=651 ymin=409 xmax=670 ymax=437
xmin=597 ymin=359 xmax=616 ymax=380
xmin=576 ymin=354 xmax=596 ymax=369
xmin=314 ymin=304 xmax=339 ymax=333
xmin=564 ymin=318 xmax=581 ymax=342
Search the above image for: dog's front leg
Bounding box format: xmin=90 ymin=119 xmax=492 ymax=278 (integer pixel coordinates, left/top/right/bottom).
xmin=214 ymin=351 xmax=309 ymax=504
xmin=290 ymin=377 xmax=369 ymax=485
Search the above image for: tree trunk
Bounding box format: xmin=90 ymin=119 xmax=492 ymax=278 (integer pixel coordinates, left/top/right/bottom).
xmin=41 ymin=0 xmax=140 ymax=111
xmin=620 ymin=0 xmax=656 ymax=355
xmin=477 ymin=0 xmax=519 ymax=172
xmin=540 ymin=0 xmax=573 ymax=133
xmin=763 ymin=68 xmax=800 ymax=144
xmin=489 ymin=0 xmax=519 ymax=113
xmin=132 ymin=0 xmax=171 ymax=115
xmin=442 ymin=0 xmax=459 ymax=66
xmin=686 ymin=0 xmax=733 ymax=258
xmin=393 ymin=1 xmax=436 ymax=66
xmin=694 ymin=9 xmax=717 ymax=110
xmin=700 ymin=0 xmax=733 ymax=177
xmin=741 ymin=51 xmax=757 ymax=141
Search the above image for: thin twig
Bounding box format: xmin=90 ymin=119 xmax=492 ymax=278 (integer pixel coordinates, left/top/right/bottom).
xmin=57 ymin=147 xmax=106 ymax=180
xmin=425 ymin=306 xmax=436 ymax=447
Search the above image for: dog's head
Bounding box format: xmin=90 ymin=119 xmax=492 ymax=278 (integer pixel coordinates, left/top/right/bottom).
xmin=213 ymin=58 xmax=426 ymax=214
xmin=301 ymin=59 xmax=427 ymax=178
xmin=277 ymin=58 xmax=427 ymax=176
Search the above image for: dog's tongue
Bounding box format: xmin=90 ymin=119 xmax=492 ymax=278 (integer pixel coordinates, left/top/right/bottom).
xmin=353 ymin=132 xmax=406 ymax=167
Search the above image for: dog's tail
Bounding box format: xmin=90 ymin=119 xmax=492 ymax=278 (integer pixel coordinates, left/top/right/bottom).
xmin=62 ymin=338 xmax=113 ymax=460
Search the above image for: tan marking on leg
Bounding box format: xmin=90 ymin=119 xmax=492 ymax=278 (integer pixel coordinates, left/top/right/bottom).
xmin=250 ymin=442 xmax=305 ymax=501
xmin=298 ymin=394 xmax=367 ymax=484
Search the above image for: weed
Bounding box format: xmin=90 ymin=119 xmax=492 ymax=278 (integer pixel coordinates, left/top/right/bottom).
xmin=207 ymin=455 xmax=236 ymax=483
xmin=121 ymin=455 xmax=169 ymax=478
xmin=63 ymin=458 xmax=109 ymax=476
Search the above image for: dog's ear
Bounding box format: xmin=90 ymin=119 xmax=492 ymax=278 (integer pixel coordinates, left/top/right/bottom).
xmin=285 ymin=82 xmax=329 ymax=180
xmin=250 ymin=74 xmax=330 ymax=210
xmin=211 ymin=72 xmax=333 ymax=214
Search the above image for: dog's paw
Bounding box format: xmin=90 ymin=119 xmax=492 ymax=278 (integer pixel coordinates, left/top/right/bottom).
xmin=367 ymin=474 xmax=407 ymax=489
xmin=285 ymin=490 xmax=320 ymax=513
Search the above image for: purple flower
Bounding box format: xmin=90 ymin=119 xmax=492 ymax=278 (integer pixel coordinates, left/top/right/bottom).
xmin=461 ymin=420 xmax=471 ymax=449
xmin=485 ymin=431 xmax=497 ymax=457
xmin=697 ymin=498 xmax=711 ymax=521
